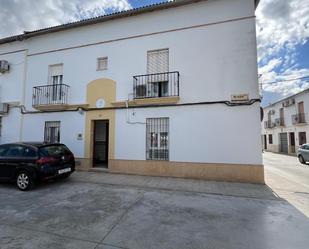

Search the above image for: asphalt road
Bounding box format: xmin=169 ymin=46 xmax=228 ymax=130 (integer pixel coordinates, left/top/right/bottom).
xmin=264 ymin=151 xmax=309 ymax=217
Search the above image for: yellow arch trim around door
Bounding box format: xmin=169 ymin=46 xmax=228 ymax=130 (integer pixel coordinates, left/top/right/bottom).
xmin=82 ymin=78 xmax=116 ymax=170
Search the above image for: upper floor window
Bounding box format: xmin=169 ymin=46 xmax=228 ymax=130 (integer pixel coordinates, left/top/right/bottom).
xmin=97 ymin=57 xmax=108 ymax=71
xmin=147 ymin=49 xmax=169 ymax=74
xmin=48 ymin=64 xmax=63 ymax=85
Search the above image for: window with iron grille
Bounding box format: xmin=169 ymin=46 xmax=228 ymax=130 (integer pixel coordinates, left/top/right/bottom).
xmin=44 ymin=121 xmax=61 ymax=143
xmin=146 ymin=117 xmax=169 ymax=160
xmin=97 ymin=57 xmax=108 ymax=70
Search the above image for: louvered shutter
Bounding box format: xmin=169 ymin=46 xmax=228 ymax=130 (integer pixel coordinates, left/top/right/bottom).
xmin=49 ymin=64 xmax=63 ymax=77
xmin=49 ymin=64 xmax=63 ymax=84
xmin=147 ymin=49 xmax=169 ymax=74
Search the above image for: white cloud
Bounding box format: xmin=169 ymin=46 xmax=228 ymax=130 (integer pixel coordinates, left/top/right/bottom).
xmin=256 ymin=0 xmax=309 ymax=99
xmin=0 ymin=0 xmax=132 ymax=38
xmin=260 ymin=59 xmax=309 ymax=97
xmin=256 ymin=0 xmax=309 ymax=63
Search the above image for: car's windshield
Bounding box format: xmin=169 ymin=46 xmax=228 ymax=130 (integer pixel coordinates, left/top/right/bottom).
xmin=39 ymin=145 xmax=71 ymax=157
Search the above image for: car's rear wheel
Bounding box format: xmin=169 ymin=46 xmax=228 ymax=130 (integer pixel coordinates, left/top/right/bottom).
xmin=298 ymin=155 xmax=306 ymax=164
xmin=16 ymin=171 xmax=34 ymax=191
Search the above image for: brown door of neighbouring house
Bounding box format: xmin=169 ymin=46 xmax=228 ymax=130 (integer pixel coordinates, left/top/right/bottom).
xmin=280 ymin=108 xmax=284 ymax=125
xmin=289 ymin=132 xmax=295 ymax=153
xmin=93 ymin=120 xmax=109 ymax=168
xmin=263 ymin=135 xmax=267 ymax=150
xmin=299 ymin=132 xmax=307 ymax=146
xmin=298 ymin=102 xmax=305 ymax=122
xmin=279 ymin=133 xmax=288 ymax=153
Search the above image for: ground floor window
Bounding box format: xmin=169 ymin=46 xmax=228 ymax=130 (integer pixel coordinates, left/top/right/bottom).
xmin=146 ymin=117 xmax=169 ymax=160
xmin=44 ymin=121 xmax=61 ymax=143
xmin=268 ymin=134 xmax=273 ymax=144
xmin=0 ymin=117 xmax=2 ymax=136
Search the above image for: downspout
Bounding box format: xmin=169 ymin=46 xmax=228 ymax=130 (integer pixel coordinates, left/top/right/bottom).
xmin=19 ymin=49 xmax=28 ymax=141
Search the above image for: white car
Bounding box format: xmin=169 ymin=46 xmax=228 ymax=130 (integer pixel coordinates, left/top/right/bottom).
xmin=297 ymin=144 xmax=309 ymax=164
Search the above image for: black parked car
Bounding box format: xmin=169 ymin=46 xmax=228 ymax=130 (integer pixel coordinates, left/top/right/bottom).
xmin=0 ymin=142 xmax=75 ymax=191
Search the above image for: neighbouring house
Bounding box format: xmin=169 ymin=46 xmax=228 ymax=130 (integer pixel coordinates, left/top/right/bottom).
xmin=262 ymin=88 xmax=309 ymax=155
xmin=0 ymin=0 xmax=263 ymax=183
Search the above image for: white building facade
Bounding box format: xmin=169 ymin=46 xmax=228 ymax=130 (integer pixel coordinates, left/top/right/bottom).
xmin=0 ymin=0 xmax=263 ymax=183
xmin=262 ymin=88 xmax=309 ymax=155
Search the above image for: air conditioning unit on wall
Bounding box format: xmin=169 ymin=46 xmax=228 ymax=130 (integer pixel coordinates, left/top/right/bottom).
xmin=282 ymin=98 xmax=295 ymax=107
xmin=0 ymin=60 xmax=10 ymax=73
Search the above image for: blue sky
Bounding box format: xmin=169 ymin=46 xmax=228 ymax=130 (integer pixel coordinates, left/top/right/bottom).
xmin=0 ymin=0 xmax=308 ymax=106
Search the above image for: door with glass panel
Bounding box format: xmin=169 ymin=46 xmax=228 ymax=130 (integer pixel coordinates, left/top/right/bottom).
xmin=49 ymin=64 xmax=63 ymax=103
xmin=147 ymin=49 xmax=169 ymax=98
xmin=93 ymin=120 xmax=109 ymax=168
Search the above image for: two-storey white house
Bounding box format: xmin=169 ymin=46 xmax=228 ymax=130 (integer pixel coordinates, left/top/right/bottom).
xmin=0 ymin=0 xmax=263 ymax=183
xmin=262 ymin=88 xmax=309 ymax=155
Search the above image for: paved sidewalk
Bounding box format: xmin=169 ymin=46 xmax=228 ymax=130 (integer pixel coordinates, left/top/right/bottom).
xmin=1 ymin=169 xmax=309 ymax=249
xmin=74 ymin=171 xmax=278 ymax=200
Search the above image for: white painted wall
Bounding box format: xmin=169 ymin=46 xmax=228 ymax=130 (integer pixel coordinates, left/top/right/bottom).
xmin=0 ymin=51 xmax=26 ymax=103
xmin=21 ymin=112 xmax=85 ymax=157
xmin=116 ymin=103 xmax=262 ymax=165
xmin=24 ymin=16 xmax=258 ymax=109
xmin=0 ymin=108 xmax=22 ymax=144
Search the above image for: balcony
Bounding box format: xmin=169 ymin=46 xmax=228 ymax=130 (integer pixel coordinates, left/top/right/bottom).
xmin=264 ymin=120 xmax=275 ymax=129
xmin=133 ymin=71 xmax=179 ymax=99
xmin=275 ymin=117 xmax=285 ymax=127
xmin=32 ymin=84 xmax=70 ymax=110
xmin=292 ymin=113 xmax=306 ymax=125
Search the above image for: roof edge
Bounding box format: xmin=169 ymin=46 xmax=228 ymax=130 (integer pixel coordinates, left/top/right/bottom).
xmin=0 ymin=0 xmax=205 ymax=45
xmin=263 ymin=87 xmax=309 ymax=109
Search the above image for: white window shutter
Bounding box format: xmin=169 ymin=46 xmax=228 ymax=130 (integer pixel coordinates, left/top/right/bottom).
xmin=49 ymin=64 xmax=63 ymax=77
xmin=147 ymin=49 xmax=169 ymax=74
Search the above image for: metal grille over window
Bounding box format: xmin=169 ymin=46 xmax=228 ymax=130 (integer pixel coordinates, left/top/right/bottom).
xmin=32 ymin=64 xmax=69 ymax=107
xmin=146 ymin=118 xmax=169 ymax=161
xmin=44 ymin=121 xmax=61 ymax=143
xmin=97 ymin=57 xmax=108 ymax=70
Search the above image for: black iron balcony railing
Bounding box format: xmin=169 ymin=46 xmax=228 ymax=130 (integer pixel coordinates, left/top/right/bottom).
xmin=275 ymin=117 xmax=285 ymax=127
xmin=133 ymin=71 xmax=179 ymax=99
xmin=292 ymin=113 xmax=306 ymax=124
xmin=32 ymin=84 xmax=69 ymax=107
xmin=264 ymin=120 xmax=275 ymax=129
